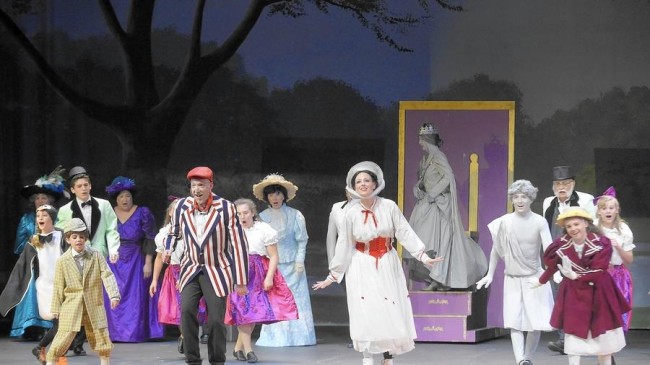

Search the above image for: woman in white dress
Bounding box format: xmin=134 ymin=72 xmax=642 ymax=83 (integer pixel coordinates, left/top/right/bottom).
xmin=313 ymin=161 xmax=442 ymax=365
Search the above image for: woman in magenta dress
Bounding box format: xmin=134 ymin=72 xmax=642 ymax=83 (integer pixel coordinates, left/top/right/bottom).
xmin=225 ymin=198 xmax=298 ymax=363
xmin=104 ymin=176 xmax=163 ymax=342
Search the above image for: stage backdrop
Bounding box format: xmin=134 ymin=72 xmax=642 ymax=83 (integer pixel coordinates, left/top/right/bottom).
xmin=398 ymin=101 xmax=515 ymax=327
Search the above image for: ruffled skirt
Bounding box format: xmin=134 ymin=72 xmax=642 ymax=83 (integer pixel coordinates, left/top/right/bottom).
xmin=225 ymin=255 xmax=298 ymax=326
xmin=608 ymin=265 xmax=633 ymax=331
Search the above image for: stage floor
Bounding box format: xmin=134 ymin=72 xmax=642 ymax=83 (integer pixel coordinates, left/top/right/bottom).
xmin=1 ymin=327 xmax=648 ymax=364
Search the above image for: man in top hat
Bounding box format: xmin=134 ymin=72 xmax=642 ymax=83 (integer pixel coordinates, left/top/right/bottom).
xmin=542 ymin=166 xmax=596 ymax=240
xmin=541 ymin=165 xmax=596 ymax=355
xmin=56 ymin=166 xmax=120 ymax=262
xmin=55 ymin=166 xmax=120 ymax=356
xmin=164 ymin=166 xmax=248 ymax=365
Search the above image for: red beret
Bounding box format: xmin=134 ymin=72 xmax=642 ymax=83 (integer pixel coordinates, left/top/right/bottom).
xmin=186 ymin=167 xmax=213 ymax=182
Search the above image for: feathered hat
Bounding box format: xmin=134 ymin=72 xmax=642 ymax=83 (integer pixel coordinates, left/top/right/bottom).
xmin=105 ymin=176 xmax=137 ymax=197
xmin=20 ymin=165 xmax=70 ymax=200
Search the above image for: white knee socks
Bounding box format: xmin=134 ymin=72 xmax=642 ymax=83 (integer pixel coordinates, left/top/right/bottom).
xmin=524 ymin=330 xmax=541 ymax=360
xmin=597 ymin=355 xmax=612 ymax=365
xmin=362 ymin=351 xmax=374 ymax=365
xmin=510 ymin=329 xmax=525 ymax=362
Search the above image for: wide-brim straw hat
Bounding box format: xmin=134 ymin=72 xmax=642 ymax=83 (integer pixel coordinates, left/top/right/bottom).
xmin=252 ymin=174 xmax=298 ymax=202
xmin=556 ymin=207 xmax=593 ymax=226
xmin=345 ymin=161 xmax=385 ymax=200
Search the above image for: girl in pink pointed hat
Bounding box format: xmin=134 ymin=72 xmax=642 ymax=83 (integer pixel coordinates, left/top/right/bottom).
xmin=594 ymin=187 xmax=635 ymax=332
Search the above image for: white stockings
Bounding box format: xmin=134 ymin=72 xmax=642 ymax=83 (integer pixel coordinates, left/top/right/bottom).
xmin=568 ymin=354 xmax=580 ymax=365
xmin=510 ymin=329 xmax=541 ymax=363
xmin=568 ymin=353 xmax=612 ymax=365
xmin=597 ymin=355 xmax=612 ymax=365
xmin=362 ymin=351 xmax=374 ymax=365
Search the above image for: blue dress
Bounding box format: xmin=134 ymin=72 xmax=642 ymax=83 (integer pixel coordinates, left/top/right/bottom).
xmin=104 ymin=206 xmax=163 ymax=342
xmin=256 ymin=205 xmax=316 ymax=346
xmin=9 ymin=212 xmax=52 ymax=337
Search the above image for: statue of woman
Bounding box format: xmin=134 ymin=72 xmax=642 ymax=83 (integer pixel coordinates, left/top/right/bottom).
xmin=407 ymin=123 xmax=487 ymax=290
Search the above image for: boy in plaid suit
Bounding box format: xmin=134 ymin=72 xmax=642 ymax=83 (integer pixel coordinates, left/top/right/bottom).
xmin=46 ymin=218 xmax=120 ymax=365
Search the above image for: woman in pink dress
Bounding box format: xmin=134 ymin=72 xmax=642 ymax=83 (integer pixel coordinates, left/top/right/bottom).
xmin=225 ymin=198 xmax=298 ymax=363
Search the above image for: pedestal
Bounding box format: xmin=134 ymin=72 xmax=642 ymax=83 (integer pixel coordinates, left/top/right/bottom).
xmin=410 ymin=287 xmax=506 ymax=343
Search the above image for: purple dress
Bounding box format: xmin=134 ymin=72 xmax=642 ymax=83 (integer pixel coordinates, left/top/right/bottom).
xmin=105 ymin=206 xmax=164 ymax=342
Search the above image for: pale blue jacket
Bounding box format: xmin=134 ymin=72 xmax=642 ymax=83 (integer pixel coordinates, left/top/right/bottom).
xmin=259 ymin=205 xmax=308 ymax=264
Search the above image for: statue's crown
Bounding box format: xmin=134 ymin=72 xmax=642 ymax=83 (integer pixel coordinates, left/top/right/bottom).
xmin=419 ymin=123 xmax=438 ymax=135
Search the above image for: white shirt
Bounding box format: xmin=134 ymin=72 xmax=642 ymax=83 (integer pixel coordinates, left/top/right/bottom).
xmin=595 ymin=221 xmax=635 ymax=266
xmin=245 ymin=221 xmax=278 ymax=257
xmin=155 ymin=224 xmax=184 ymax=265
xmin=76 ymin=198 xmax=93 ymax=234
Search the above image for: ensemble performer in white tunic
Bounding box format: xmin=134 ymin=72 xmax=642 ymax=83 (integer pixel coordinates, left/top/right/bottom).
xmin=313 ymin=161 xmax=442 ymax=365
xmin=477 ymin=180 xmax=554 ymax=365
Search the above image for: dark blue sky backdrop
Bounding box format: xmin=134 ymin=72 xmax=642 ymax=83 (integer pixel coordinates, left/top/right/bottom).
xmin=20 ymin=1 xmax=650 ymax=122
xmin=27 ymin=0 xmax=447 ymax=109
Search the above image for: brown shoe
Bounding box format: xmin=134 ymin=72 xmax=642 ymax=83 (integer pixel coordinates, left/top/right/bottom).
xmin=31 ymin=346 xmax=46 ymax=365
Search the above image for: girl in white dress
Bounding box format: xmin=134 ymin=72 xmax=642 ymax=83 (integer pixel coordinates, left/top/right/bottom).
xmin=313 ymin=161 xmax=442 ymax=365
xmin=594 ymin=188 xmax=635 ymax=331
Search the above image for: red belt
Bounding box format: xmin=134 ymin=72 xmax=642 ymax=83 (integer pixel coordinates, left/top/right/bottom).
xmin=356 ymin=236 xmax=392 ymax=269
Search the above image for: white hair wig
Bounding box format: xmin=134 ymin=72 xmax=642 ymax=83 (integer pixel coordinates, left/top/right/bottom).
xmin=508 ymin=179 xmax=538 ymax=201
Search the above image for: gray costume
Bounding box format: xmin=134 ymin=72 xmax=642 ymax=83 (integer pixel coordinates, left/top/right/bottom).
xmin=408 ymin=149 xmax=487 ymax=289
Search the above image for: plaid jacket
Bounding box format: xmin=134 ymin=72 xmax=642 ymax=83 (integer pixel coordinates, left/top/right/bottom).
xmin=50 ymin=247 xmax=120 ymax=332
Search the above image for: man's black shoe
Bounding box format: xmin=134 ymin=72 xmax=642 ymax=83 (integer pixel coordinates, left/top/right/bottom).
xmin=547 ymin=341 xmax=565 ymax=355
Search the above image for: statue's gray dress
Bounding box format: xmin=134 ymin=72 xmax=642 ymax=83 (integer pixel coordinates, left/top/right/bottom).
xmin=407 ymin=150 xmax=487 ymax=289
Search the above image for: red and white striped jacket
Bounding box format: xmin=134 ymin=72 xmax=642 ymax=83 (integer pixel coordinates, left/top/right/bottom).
xmin=165 ymin=194 xmax=248 ymax=297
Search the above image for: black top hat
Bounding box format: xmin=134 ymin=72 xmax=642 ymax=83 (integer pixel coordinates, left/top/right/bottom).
xmin=552 ymin=166 xmax=574 ymax=181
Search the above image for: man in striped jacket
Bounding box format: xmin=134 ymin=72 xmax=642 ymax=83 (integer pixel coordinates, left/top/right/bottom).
xmin=165 ymin=166 xmax=248 ymax=365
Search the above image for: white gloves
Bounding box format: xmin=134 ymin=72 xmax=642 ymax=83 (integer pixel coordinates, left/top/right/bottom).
xmin=557 ymin=256 xmax=579 ymax=280
xmin=295 ymin=262 xmax=305 ymax=273
xmin=553 ymin=271 xmax=563 ymax=284
xmin=476 ymin=276 xmax=492 ymax=290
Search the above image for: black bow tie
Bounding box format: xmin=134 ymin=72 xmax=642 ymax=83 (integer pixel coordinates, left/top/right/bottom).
xmin=39 ymin=234 xmax=53 ymax=243
xmin=81 ymin=200 xmax=92 ymax=208
xmin=74 ymin=251 xmax=89 ymax=260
